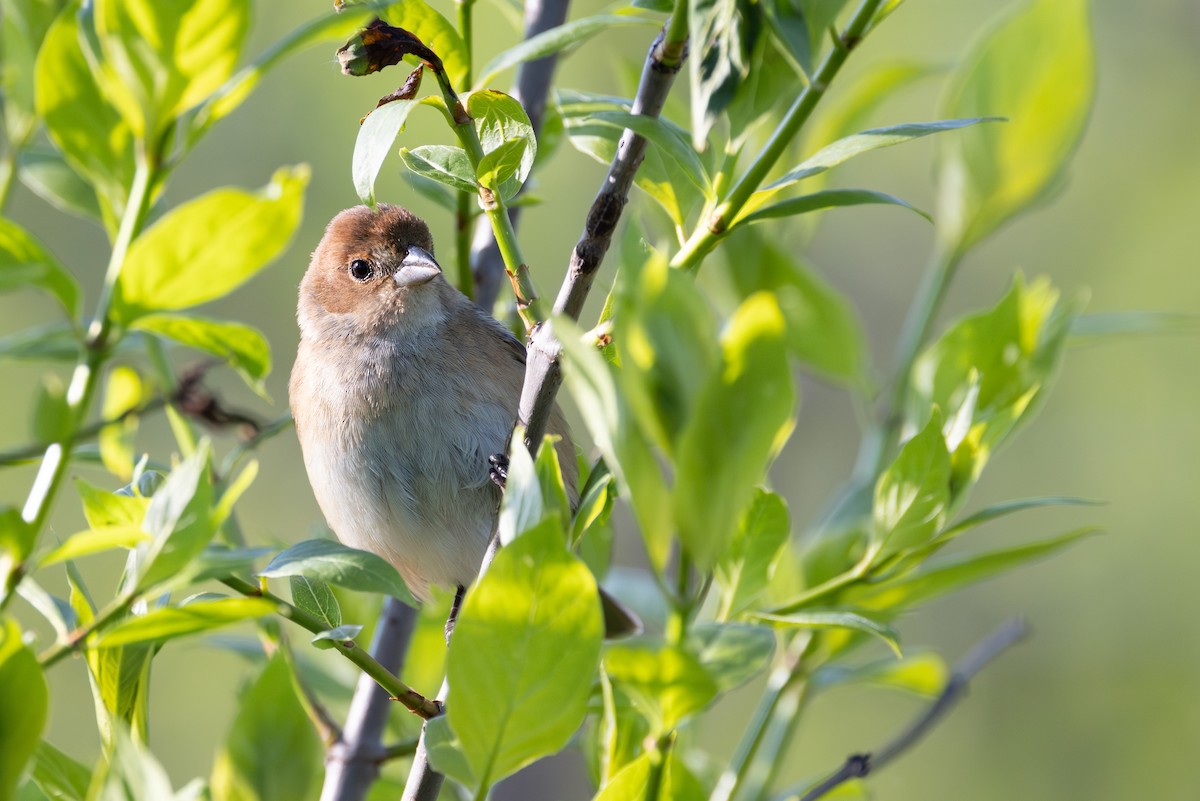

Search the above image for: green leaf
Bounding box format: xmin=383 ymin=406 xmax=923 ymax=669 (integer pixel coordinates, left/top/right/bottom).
xmin=585 ymin=111 xmax=711 ymax=196
xmin=0 ymin=618 xmax=48 ymax=800
xmin=17 ymin=147 xmax=103 ymax=224
xmin=469 ymin=90 xmax=537 ymax=190
xmin=85 ymin=641 xmax=153 ymax=746
xmin=190 ymin=7 xmax=379 ymax=138
xmin=381 ymin=0 xmax=468 ymax=87
xmin=0 ymin=0 xmax=60 ymax=141
xmin=687 ymin=623 xmax=775 ymax=693
xmin=754 ymin=610 xmax=902 ymax=657
xmin=34 ymin=5 xmax=133 ymax=231
xmin=97 ymin=597 xmax=275 ymax=648
xmin=289 ymin=576 xmax=341 ymax=631
xmin=94 ymin=0 xmax=250 ymax=140
xmin=443 ymin=520 xmax=603 ymax=792
xmin=534 ymin=436 xmax=573 ymax=532
xmin=38 ymin=527 xmax=149 ymax=567
xmin=907 ymin=274 xmax=1077 ymax=493
xmin=99 ymin=365 xmax=143 ymax=481
xmin=936 ymin=0 xmax=1094 ymax=251
xmin=28 ymin=741 xmax=92 ymax=801
xmin=133 ymin=444 xmax=217 ymax=592
xmin=14 ymin=579 xmax=77 ymax=644
xmin=689 ymin=0 xmax=760 ymax=147
xmin=674 ymin=293 xmax=795 ymax=569
xmin=723 ymin=230 xmax=867 ymax=384
xmin=89 ymin=727 xmax=180 ymax=801
xmin=603 ymin=639 xmax=718 ymax=735
xmin=558 ymin=318 xmax=673 ymax=571
xmin=714 ymin=489 xmax=790 ymax=618
xmin=353 ymin=98 xmax=420 ymax=206
xmin=115 ymin=166 xmax=309 ymax=322
xmin=399 ymin=145 xmax=477 ymax=194
xmin=75 ymin=479 xmax=148 ymax=530
xmin=812 ymin=651 xmax=948 ymax=696
xmin=476 ymin=137 xmax=529 ymax=201
xmin=476 ymin=15 xmax=655 ymax=88
xmin=849 ymin=527 xmax=1098 ymax=611
xmin=614 ymin=248 xmax=718 ymax=453
xmin=210 ymin=654 xmax=320 ymax=801
xmin=0 ymin=218 xmax=80 ymax=316
xmin=497 ymin=439 xmax=546 ymax=546
xmin=871 ymin=411 xmax=951 ymax=562
xmin=259 ymin=539 xmax=418 ymax=607
xmin=310 ymin=624 xmax=363 ymax=648
xmin=766 ymin=0 xmax=849 ymax=77
xmin=738 ymin=188 xmax=931 ymax=226
xmin=131 ymin=315 xmax=270 ymax=384
xmin=941 ymin=496 xmax=1101 ymax=541
xmin=593 ymin=752 xmax=707 ymax=801
xmin=0 ymin=323 xmax=82 ymax=365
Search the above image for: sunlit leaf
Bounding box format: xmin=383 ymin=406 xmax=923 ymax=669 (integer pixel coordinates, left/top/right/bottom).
xmin=399 ymin=145 xmax=477 ymax=193
xmin=871 ymin=411 xmax=951 ymax=562
xmin=585 ymin=111 xmax=711 ymax=196
xmin=0 ymin=618 xmax=48 ymax=800
xmin=442 ymin=520 xmax=603 ymax=792
xmin=812 ymin=651 xmax=948 ymax=696
xmin=39 ymin=527 xmax=149 ymax=567
xmin=604 ymin=639 xmax=718 ymax=735
xmin=97 ymin=598 xmax=275 ymax=648
xmin=738 ymin=188 xmax=930 ymax=226
xmin=687 ymin=623 xmax=775 ymax=693
xmin=353 ymin=98 xmax=420 ymax=206
xmin=28 ymin=740 xmax=91 ymax=801
xmin=714 ymin=489 xmax=791 ymax=618
xmin=689 ymin=0 xmax=759 ymax=147
xmin=289 ymin=576 xmax=341 ymax=631
xmin=115 ymin=167 xmax=309 ymax=322
xmin=674 ymin=293 xmax=795 ymax=569
xmin=936 ymin=0 xmax=1094 ymax=251
xmin=131 ymin=315 xmax=271 ymax=385
xmin=754 ymin=609 xmax=901 ymax=657
xmin=0 ymin=218 xmax=80 ymax=316
xmin=132 ymin=444 xmax=217 ymax=592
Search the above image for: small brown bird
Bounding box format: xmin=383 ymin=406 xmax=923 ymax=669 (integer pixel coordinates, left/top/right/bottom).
xmin=289 ymin=204 xmax=578 ymax=603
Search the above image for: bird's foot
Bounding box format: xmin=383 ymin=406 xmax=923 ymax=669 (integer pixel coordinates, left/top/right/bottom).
xmin=444 ymin=585 xmax=465 ymax=644
xmin=488 ymin=453 xmax=509 ymax=490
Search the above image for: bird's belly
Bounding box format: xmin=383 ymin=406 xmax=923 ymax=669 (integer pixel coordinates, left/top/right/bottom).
xmin=297 ymin=403 xmax=509 ymax=601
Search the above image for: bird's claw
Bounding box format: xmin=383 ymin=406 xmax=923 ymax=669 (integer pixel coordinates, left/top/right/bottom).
xmin=488 ymin=453 xmax=509 ymax=490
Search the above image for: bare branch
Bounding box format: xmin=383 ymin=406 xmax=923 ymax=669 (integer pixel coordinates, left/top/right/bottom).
xmin=787 ymin=618 xmax=1030 ymax=801
xmin=321 ymin=597 xmax=419 ymax=801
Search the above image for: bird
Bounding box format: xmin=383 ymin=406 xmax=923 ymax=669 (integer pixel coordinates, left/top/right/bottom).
xmin=289 ymin=204 xmax=634 ymax=634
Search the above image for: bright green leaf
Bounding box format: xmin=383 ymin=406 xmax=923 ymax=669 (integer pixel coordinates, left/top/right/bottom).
xmin=35 ymin=6 xmax=133 ymax=231
xmin=289 ymin=576 xmax=341 ymax=631
xmin=872 ymin=411 xmax=951 ymax=562
xmin=399 ymin=145 xmax=477 ymax=194
xmin=0 ymin=218 xmax=80 ymax=316
xmin=132 ymin=444 xmax=216 ymax=592
xmin=476 ymin=137 xmax=529 ymax=201
xmin=689 ymin=0 xmax=759 ymax=147
xmin=936 ymin=0 xmax=1094 ymax=251
xmin=310 ymin=624 xmax=363 ymax=648
xmin=131 ymin=315 xmax=270 ymax=384
xmin=259 ymin=539 xmax=418 ymax=608
xmin=558 ymin=318 xmax=673 ymax=571
xmin=445 ymin=520 xmax=603 ymax=792
xmin=94 ymin=0 xmax=250 ymax=140
xmin=850 ymin=527 xmax=1098 ymax=611
xmin=97 ymin=598 xmax=275 ymax=648
xmin=738 ymin=188 xmax=931 ymax=226
xmin=89 ymin=726 xmax=179 ymax=801
xmin=674 ymin=293 xmax=795 ymax=569
xmin=38 ymin=527 xmax=148 ymax=567
xmin=210 ymin=654 xmax=320 ymax=801
xmin=585 ymin=111 xmax=711 ymax=196
xmin=0 ymin=0 xmax=60 ymax=141
xmin=687 ymin=623 xmax=775 ymax=693
xmin=99 ymin=365 xmax=143 ymax=481
xmin=353 ymin=99 xmax=420 ymax=206
xmin=603 ymin=639 xmax=718 ymax=735
xmin=75 ymin=479 xmax=148 ymax=530
xmin=714 ymin=489 xmax=791 ymax=618
xmin=115 ymin=166 xmax=309 ymax=322
xmin=28 ymin=741 xmax=91 ymax=801
xmin=0 ymin=618 xmax=48 ymax=800
xmin=754 ymin=609 xmax=902 ymax=657
xmin=812 ymin=651 xmax=948 ymax=696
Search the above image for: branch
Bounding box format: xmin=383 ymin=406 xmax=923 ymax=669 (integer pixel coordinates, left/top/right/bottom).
xmin=321 ymin=597 xmax=419 ymax=801
xmin=787 ymin=618 xmax=1029 ymax=801
xmin=471 ymin=0 xmax=571 ymax=310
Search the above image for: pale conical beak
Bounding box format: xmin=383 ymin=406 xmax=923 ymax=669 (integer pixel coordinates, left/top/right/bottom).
xmin=394 ymin=246 xmax=441 ymax=287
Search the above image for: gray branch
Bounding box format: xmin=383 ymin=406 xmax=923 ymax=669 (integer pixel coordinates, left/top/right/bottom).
xmin=787 ymin=618 xmax=1030 ymax=801
xmin=319 ymin=597 xmax=418 ymax=801
xmin=472 ymin=0 xmax=572 ymax=311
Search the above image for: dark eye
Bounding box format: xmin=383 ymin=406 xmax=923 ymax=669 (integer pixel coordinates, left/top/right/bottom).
xmin=348 ymin=258 xmax=374 ymax=282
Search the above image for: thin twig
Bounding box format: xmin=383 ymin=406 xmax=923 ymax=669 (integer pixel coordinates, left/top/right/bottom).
xmin=787 ymin=618 xmax=1030 ymax=801
xmin=321 ymin=597 xmax=419 ymax=801
xmin=0 ymin=398 xmax=167 ymax=465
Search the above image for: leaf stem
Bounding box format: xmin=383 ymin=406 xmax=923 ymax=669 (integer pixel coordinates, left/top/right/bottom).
xmin=220 ymin=576 xmax=441 ymax=719
xmin=643 ymin=732 xmax=675 ymax=801
xmin=671 ymin=0 xmax=887 ymax=272
xmin=38 ymin=591 xmax=137 ymax=668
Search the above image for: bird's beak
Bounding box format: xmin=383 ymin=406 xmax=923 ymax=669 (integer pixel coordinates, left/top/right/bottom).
xmin=394 ymin=246 xmax=441 ymax=287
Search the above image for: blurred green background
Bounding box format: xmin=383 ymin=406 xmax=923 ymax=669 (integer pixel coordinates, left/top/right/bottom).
xmin=2 ymin=0 xmax=1197 ymax=799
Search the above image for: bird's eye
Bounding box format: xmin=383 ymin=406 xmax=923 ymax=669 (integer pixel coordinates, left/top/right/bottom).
xmin=348 ymin=258 xmax=374 ymax=282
